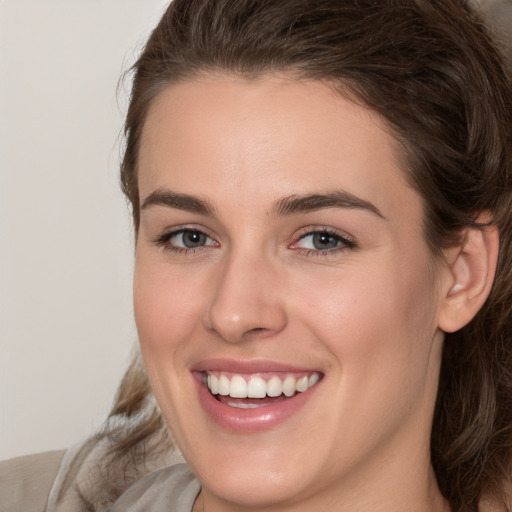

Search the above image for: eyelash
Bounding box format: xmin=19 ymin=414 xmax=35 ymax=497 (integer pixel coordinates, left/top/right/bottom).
xmin=153 ymin=227 xmax=357 ymax=256
xmin=291 ymin=228 xmax=357 ymax=256
xmin=154 ymin=228 xmax=217 ymax=254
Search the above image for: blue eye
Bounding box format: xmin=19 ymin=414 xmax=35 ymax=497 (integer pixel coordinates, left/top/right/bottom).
xmin=171 ymin=230 xmax=209 ymax=248
xmin=156 ymin=229 xmax=217 ymax=252
xmin=293 ymin=229 xmax=356 ymax=253
xmin=301 ymin=232 xmax=340 ymax=250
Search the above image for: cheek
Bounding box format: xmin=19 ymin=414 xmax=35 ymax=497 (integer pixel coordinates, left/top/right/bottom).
xmin=296 ymin=257 xmax=436 ymax=342
xmin=133 ymin=254 xmax=204 ymax=430
xmin=133 ymin=254 xmax=206 ymax=354
xmin=293 ymin=254 xmax=441 ymax=399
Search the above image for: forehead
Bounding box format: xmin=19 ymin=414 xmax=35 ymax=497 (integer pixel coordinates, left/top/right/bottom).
xmin=138 ymin=74 xmax=422 ymax=225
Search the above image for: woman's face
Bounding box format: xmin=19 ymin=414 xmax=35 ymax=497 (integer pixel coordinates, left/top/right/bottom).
xmin=134 ymin=75 xmax=449 ymax=510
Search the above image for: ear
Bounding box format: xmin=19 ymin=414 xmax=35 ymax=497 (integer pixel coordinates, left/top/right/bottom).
xmin=437 ymin=220 xmax=499 ymax=333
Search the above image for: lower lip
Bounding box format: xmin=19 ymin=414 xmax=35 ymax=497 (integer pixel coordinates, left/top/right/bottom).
xmin=194 ymin=373 xmax=320 ymax=433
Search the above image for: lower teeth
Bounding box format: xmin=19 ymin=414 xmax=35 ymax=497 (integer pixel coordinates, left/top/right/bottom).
xmin=225 ymin=401 xmax=272 ymax=409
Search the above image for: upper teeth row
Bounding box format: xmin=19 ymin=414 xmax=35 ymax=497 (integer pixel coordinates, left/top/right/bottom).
xmin=206 ymin=372 xmax=320 ymax=399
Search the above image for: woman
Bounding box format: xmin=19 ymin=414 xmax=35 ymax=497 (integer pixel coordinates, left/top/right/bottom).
xmin=2 ymin=1 xmax=512 ymax=511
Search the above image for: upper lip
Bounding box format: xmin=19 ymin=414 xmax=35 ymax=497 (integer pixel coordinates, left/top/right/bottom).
xmin=192 ymin=358 xmax=321 ymax=375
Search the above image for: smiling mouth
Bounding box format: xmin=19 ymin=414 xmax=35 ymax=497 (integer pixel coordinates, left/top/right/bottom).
xmin=201 ymin=371 xmax=321 ymax=409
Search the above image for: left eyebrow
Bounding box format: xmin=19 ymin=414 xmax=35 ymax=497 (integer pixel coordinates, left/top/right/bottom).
xmin=272 ymin=191 xmax=386 ymax=219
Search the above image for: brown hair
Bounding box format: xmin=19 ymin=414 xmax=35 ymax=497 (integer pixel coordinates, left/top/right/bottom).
xmin=90 ymin=1 xmax=512 ymax=511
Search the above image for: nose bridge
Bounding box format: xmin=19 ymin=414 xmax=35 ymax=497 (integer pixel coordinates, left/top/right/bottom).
xmin=203 ymin=244 xmax=287 ymax=343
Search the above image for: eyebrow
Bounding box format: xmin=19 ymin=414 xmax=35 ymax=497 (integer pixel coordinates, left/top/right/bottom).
xmin=141 ymin=188 xmax=217 ymax=216
xmin=140 ymin=188 xmax=385 ymax=219
xmin=272 ymin=191 xmax=385 ymax=219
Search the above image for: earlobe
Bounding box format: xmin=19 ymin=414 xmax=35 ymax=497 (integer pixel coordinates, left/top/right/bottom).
xmin=437 ymin=221 xmax=499 ymax=333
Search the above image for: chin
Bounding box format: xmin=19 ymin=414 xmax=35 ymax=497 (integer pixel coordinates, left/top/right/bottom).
xmin=196 ymin=461 xmax=315 ymax=510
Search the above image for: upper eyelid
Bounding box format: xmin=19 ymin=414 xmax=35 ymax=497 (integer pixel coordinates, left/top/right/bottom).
xmin=295 ymin=226 xmax=356 ymax=242
xmin=153 ymin=225 xmax=216 ymax=240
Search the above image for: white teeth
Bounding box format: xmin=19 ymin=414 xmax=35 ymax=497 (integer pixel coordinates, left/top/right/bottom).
xmin=218 ymin=374 xmax=230 ymax=396
xmin=282 ymin=376 xmax=296 ymax=397
xmin=229 ymin=375 xmax=248 ymax=398
xmin=205 ymin=371 xmax=321 ymax=399
xmin=296 ymin=375 xmax=309 ymax=392
xmin=226 ymin=401 xmax=272 ymax=409
xmin=247 ymin=377 xmax=267 ymax=398
xmin=208 ymin=374 xmax=219 ymax=394
xmin=266 ymin=376 xmax=283 ymax=397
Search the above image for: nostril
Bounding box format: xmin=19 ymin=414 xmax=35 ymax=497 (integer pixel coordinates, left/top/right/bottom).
xmin=242 ymin=327 xmax=280 ymax=341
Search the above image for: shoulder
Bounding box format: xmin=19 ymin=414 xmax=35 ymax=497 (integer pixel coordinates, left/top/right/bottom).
xmin=107 ymin=463 xmax=200 ymax=512
xmin=0 ymin=450 xmax=66 ymax=512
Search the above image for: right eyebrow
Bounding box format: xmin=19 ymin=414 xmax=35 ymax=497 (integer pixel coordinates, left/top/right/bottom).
xmin=140 ymin=188 xmax=216 ymax=216
xmin=272 ymin=190 xmax=386 ymax=219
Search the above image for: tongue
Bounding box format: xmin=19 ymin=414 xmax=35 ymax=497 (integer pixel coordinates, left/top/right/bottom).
xmin=216 ymin=394 xmax=291 ymax=407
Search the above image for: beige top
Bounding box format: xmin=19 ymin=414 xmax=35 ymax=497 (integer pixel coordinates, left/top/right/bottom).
xmin=0 ymin=450 xmax=65 ymax=512
xmin=0 ymin=447 xmax=200 ymax=512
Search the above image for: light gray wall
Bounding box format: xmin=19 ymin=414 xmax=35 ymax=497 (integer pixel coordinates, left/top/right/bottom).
xmin=0 ymin=0 xmax=169 ymax=460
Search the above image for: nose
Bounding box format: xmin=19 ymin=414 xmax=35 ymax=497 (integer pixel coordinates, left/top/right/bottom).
xmin=202 ymin=249 xmax=288 ymax=343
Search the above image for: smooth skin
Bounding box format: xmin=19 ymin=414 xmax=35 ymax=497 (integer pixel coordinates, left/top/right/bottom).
xmin=134 ymin=75 xmax=498 ymax=512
